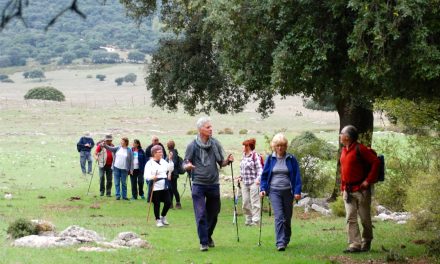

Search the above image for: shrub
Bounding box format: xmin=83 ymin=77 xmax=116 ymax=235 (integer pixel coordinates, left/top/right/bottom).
xmin=427 ymin=235 xmax=440 ymax=259
xmin=24 ymin=86 xmax=65 ymax=102
xmin=86 ymin=74 xmax=93 ymax=78
xmin=329 ymin=195 xmax=345 ymax=217
xmin=288 ymin=131 xmax=338 ymax=197
xmin=96 ymin=74 xmax=106 ymax=81
xmin=115 ymin=77 xmax=124 ymax=86
xmin=223 ymin=128 xmax=233 ymax=135
xmin=1 ymin=78 xmax=13 ymax=83
xmin=124 ymin=73 xmax=137 ymax=85
xmin=239 ymin=129 xmax=248 ymax=135
xmin=218 ymin=130 xmax=224 ymax=135
xmin=186 ymin=129 xmax=198 ymax=135
xmin=0 ymin=74 xmax=8 ymax=80
xmin=7 ymin=218 xmax=38 ymax=239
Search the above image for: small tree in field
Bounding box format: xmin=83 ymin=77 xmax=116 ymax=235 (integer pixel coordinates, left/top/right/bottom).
xmin=23 ymin=69 xmax=45 ymax=81
xmin=24 ymin=86 xmax=65 ymax=101
xmin=124 ymin=73 xmax=137 ymax=85
xmin=96 ymin=74 xmax=106 ymax=81
xmin=115 ymin=77 xmax=124 ymax=86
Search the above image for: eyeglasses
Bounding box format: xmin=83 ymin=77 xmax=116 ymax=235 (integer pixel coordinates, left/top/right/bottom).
xmin=275 ymin=144 xmax=287 ymax=148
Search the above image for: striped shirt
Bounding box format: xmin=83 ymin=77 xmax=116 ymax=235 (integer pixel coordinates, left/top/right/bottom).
xmin=240 ymin=151 xmax=263 ymax=185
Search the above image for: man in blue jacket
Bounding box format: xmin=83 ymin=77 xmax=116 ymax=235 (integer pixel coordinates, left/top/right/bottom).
xmin=77 ymin=132 xmax=95 ymax=176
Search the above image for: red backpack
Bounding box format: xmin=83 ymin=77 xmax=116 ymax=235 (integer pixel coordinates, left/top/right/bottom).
xmin=252 ymin=152 xmax=265 ymax=168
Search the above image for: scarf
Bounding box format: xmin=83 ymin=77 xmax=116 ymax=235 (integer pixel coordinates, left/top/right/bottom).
xmin=195 ymin=135 xmax=224 ymax=167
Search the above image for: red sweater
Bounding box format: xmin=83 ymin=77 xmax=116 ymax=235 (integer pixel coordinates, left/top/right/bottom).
xmin=340 ymin=142 xmax=380 ymax=192
xmin=96 ymin=145 xmax=113 ymax=166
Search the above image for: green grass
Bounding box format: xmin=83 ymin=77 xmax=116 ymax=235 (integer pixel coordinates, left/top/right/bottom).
xmin=0 ymin=64 xmax=433 ymax=263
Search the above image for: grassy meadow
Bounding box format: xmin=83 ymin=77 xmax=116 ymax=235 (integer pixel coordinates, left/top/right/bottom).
xmin=0 ymin=64 xmax=433 ymax=263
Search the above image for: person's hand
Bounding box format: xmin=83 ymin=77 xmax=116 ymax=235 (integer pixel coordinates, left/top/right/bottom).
xmin=85 ymin=143 xmax=90 ymax=147
xmin=227 ymin=154 xmax=234 ymax=163
xmin=255 ymin=178 xmax=260 ymax=186
xmin=259 ymin=191 xmax=266 ymax=197
xmin=130 ymin=170 xmax=133 ymax=175
xmin=184 ymin=161 xmax=195 ymax=171
xmin=237 ymin=176 xmax=242 ymax=182
xmin=360 ymin=181 xmax=369 ymax=190
xmin=294 ymin=194 xmax=301 ymax=201
xmin=169 ymin=151 xmax=174 ymax=160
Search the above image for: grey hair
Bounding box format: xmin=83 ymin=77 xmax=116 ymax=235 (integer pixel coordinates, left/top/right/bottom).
xmin=196 ymin=116 xmax=211 ymax=129
xmin=341 ymin=125 xmax=359 ymax=141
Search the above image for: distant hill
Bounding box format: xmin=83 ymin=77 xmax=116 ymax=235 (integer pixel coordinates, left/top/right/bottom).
xmin=0 ymin=0 xmax=164 ymax=68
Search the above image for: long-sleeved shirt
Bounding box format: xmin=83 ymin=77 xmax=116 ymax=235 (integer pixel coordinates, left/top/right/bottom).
xmin=144 ymin=158 xmax=174 ymax=191
xmin=240 ymin=151 xmax=263 ymax=186
xmin=77 ymin=136 xmax=95 ymax=152
xmin=340 ymin=142 xmax=380 ymax=192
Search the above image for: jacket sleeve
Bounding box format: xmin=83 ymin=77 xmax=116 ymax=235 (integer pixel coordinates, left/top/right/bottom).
xmin=144 ymin=161 xmax=154 ymax=181
xmin=292 ymin=157 xmax=302 ymax=195
xmin=360 ymin=145 xmax=380 ymax=184
xmin=104 ymin=145 xmax=119 ymax=153
xmin=260 ymin=156 xmax=270 ymax=193
xmin=90 ymin=139 xmax=95 ymax=149
xmin=76 ymin=138 xmax=83 ymax=152
xmin=139 ymin=150 xmax=147 ymax=172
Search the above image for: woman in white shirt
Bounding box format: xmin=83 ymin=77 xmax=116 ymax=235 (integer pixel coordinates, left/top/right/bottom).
xmin=144 ymin=145 xmax=174 ymax=227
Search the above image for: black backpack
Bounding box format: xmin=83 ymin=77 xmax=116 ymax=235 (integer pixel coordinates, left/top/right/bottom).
xmin=177 ymin=155 xmax=186 ymax=175
xmin=356 ymin=144 xmax=385 ymax=182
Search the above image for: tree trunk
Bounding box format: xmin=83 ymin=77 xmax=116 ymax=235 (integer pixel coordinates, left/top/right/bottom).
xmin=328 ymin=98 xmax=374 ymax=201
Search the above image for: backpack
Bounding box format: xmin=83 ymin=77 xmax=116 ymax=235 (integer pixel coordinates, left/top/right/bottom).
xmin=177 ymin=155 xmax=186 ymax=175
xmin=252 ymin=152 xmax=264 ymax=168
xmin=355 ymin=145 xmax=385 ymax=182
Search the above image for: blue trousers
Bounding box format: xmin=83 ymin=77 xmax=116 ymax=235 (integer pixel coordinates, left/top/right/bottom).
xmin=80 ymin=151 xmax=92 ymax=174
xmin=269 ymin=188 xmax=293 ymax=247
xmin=192 ymin=184 xmax=221 ymax=245
xmin=113 ymin=167 xmax=128 ymax=199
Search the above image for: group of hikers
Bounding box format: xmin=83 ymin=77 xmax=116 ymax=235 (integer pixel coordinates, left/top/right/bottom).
xmin=77 ymin=117 xmax=380 ymax=253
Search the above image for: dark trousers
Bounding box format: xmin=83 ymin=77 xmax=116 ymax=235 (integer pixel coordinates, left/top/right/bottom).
xmin=99 ymin=165 xmax=112 ymax=195
xmin=192 ymin=184 xmax=221 ymax=245
xmin=152 ymin=189 xmax=171 ymax=220
xmin=269 ymin=188 xmax=293 ymax=247
xmin=170 ymin=176 xmax=181 ymax=204
xmin=130 ymin=169 xmax=144 ymax=199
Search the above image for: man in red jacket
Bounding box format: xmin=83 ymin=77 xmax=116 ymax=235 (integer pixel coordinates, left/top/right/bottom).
xmin=339 ymin=125 xmax=380 ymax=253
xmin=94 ymin=134 xmax=114 ymax=197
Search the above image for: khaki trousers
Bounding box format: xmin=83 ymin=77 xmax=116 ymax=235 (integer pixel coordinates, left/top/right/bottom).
xmin=241 ymin=182 xmax=261 ymax=224
xmin=343 ymin=189 xmax=373 ymax=249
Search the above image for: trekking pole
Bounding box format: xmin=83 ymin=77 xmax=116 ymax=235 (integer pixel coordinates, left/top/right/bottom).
xmin=86 ymin=159 xmax=97 ymax=195
xmin=258 ymin=196 xmax=264 ymax=246
xmin=181 ymin=172 xmax=188 ymax=197
xmin=146 ymin=171 xmax=157 ymax=223
xmin=230 ymin=163 xmax=240 ymax=242
xmin=268 ymin=199 xmax=272 ymax=217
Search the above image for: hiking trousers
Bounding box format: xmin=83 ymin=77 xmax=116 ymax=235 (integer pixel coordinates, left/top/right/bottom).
xmin=343 ymin=188 xmax=373 ymax=249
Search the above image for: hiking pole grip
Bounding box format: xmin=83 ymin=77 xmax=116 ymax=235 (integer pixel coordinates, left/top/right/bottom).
xmin=230 ymin=162 xmax=240 ymax=242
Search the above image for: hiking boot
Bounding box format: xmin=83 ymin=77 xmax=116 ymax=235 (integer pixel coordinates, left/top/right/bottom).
xmin=170 ymin=203 xmax=174 ymax=209
xmin=116 ymin=197 xmax=120 ymax=200
xmin=161 ymin=216 xmax=169 ymax=225
xmin=156 ymin=219 xmax=164 ymax=227
xmin=106 ymin=194 xmax=111 ymax=197
xmin=100 ymin=192 xmax=104 ymax=197
xmin=140 ymin=195 xmax=145 ymax=200
xmin=277 ymin=246 xmax=286 ymax=251
xmin=200 ymin=244 xmax=209 ymax=251
xmin=361 ymin=241 xmax=371 ymax=252
xmin=343 ymin=247 xmax=361 ymax=253
xmin=175 ymin=202 xmax=182 ymax=209
xmin=208 ymin=239 xmax=215 ymax=248
xmin=122 ymin=197 xmax=129 ymax=201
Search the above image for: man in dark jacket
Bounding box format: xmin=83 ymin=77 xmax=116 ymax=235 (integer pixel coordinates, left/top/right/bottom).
xmin=77 ymin=132 xmax=95 ymax=176
xmin=339 ymin=125 xmax=380 ymax=253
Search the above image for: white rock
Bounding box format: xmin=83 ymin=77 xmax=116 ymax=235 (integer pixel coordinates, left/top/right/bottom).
xmin=297 ymin=197 xmax=311 ymax=207
xmin=4 ymin=193 xmax=12 ymax=200
xmin=311 ymin=203 xmax=331 ymax=216
xmin=59 ymin=225 xmax=104 ymax=242
xmin=374 ymin=213 xmax=393 ymax=221
xmin=397 ymin=221 xmax=407 ymax=225
xmin=126 ymin=238 xmax=149 ymax=248
xmin=376 ymin=205 xmax=392 ymax=215
xmin=13 ymin=235 xmax=79 ymax=248
xmin=77 ymin=246 xmax=115 ymax=252
xmin=117 ymin=232 xmax=139 ymax=241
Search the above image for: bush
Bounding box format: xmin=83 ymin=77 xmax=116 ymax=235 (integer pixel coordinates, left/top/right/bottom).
xmin=223 ymin=128 xmax=233 ymax=135
xmin=124 ymin=73 xmax=137 ymax=85
xmin=239 ymin=129 xmax=248 ymax=135
xmin=1 ymin=78 xmax=13 ymax=83
xmin=96 ymin=74 xmax=106 ymax=81
xmin=427 ymin=235 xmax=440 ymax=259
xmin=7 ymin=218 xmax=38 ymax=239
xmin=24 ymin=86 xmax=65 ymax=102
xmin=0 ymin=74 xmax=8 ymax=80
xmin=186 ymin=129 xmax=198 ymax=135
xmin=288 ymin=131 xmax=337 ymax=197
xmin=86 ymin=74 xmax=93 ymax=78
xmin=329 ymin=195 xmax=345 ymax=217
xmin=115 ymin=77 xmax=124 ymax=86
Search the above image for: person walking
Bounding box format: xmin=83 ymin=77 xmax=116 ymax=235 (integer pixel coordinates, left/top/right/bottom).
xmin=145 ymin=135 xmax=167 ymax=201
xmin=94 ymin=134 xmax=114 ymax=197
xmin=167 ymin=140 xmax=182 ymax=209
xmin=239 ymin=138 xmax=263 ymax=226
xmin=131 ymin=139 xmax=147 ymax=200
xmin=259 ymin=133 xmax=302 ymax=251
xmin=102 ymin=137 xmax=134 ymax=200
xmin=339 ymin=125 xmax=380 ymax=253
xmin=77 ymin=132 xmax=95 ymax=176
xmin=183 ymin=117 xmax=234 ymax=251
xmin=144 ymin=145 xmax=174 ymax=227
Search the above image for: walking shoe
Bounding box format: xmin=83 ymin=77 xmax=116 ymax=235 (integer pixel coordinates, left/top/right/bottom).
xmin=200 ymin=244 xmax=209 ymax=251
xmin=361 ymin=241 xmax=371 ymax=252
xmin=100 ymin=192 xmax=104 ymax=197
xmin=170 ymin=203 xmax=174 ymax=209
xmin=116 ymin=197 xmax=120 ymax=200
xmin=131 ymin=197 xmax=137 ymax=200
xmin=122 ymin=197 xmax=129 ymax=201
xmin=175 ymin=202 xmax=182 ymax=209
xmin=252 ymin=221 xmax=260 ymax=226
xmin=343 ymin=247 xmax=361 ymax=253
xmin=140 ymin=195 xmax=145 ymax=200
xmin=106 ymin=194 xmax=112 ymax=197
xmin=160 ymin=216 xmax=169 ymax=225
xmin=156 ymin=219 xmax=164 ymax=227
xmin=277 ymin=246 xmax=286 ymax=251
xmin=208 ymin=239 xmax=215 ymax=248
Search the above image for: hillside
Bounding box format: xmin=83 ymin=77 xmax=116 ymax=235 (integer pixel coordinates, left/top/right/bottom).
xmin=0 ymin=0 xmax=163 ymax=68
